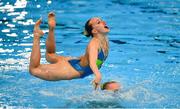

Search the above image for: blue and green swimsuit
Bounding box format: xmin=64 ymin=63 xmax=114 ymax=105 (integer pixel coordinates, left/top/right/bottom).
xmin=68 ymin=49 xmax=106 ymax=78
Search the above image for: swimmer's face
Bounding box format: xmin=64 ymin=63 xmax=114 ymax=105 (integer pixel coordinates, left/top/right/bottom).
xmin=89 ymin=17 xmax=110 ymax=35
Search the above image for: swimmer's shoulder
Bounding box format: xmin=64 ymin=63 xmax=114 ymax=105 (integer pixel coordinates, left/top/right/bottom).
xmin=88 ymin=38 xmax=100 ymax=48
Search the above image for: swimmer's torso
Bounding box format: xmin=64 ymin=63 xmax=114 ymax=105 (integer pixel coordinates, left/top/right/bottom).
xmin=68 ymin=36 xmax=109 ymax=78
xmin=79 ymin=36 xmax=109 ymax=69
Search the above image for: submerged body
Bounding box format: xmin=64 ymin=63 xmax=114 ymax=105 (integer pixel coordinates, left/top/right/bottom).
xmin=101 ymin=81 xmax=121 ymax=91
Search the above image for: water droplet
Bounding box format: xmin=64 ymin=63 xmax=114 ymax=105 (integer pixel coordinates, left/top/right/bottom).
xmin=7 ymin=12 xmax=20 ymax=16
xmin=7 ymin=24 xmax=15 ymax=28
xmin=47 ymin=1 xmax=52 ymax=4
xmin=3 ymin=17 xmax=7 ymax=20
xmin=4 ymin=21 xmax=8 ymax=24
xmin=15 ymin=15 xmax=25 ymax=20
xmin=37 ymin=5 xmax=41 ymax=8
xmin=23 ymin=30 xmax=28 ymax=33
xmin=2 ymin=29 xmax=10 ymax=33
xmin=6 ymin=33 xmax=18 ymax=37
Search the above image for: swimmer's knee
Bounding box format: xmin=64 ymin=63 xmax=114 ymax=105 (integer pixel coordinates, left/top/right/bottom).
xmin=29 ymin=67 xmax=36 ymax=76
xmin=29 ymin=67 xmax=39 ymax=77
xmin=45 ymin=52 xmax=58 ymax=63
xmin=45 ymin=52 xmax=50 ymax=61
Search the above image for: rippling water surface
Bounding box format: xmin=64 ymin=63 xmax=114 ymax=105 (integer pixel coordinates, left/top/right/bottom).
xmin=0 ymin=0 xmax=180 ymax=108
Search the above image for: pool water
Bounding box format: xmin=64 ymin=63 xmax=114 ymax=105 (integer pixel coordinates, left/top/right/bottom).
xmin=0 ymin=0 xmax=180 ymax=108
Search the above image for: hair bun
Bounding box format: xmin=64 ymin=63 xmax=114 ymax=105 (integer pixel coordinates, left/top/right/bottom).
xmin=83 ymin=29 xmax=90 ymax=37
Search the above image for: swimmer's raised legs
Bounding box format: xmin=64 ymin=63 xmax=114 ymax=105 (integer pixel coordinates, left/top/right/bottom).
xmin=45 ymin=12 xmax=58 ymax=63
xmin=29 ymin=15 xmax=81 ymax=81
xmin=29 ymin=19 xmax=44 ymax=70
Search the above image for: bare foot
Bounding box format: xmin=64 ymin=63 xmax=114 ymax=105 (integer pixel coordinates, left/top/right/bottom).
xmin=33 ymin=19 xmax=44 ymax=37
xmin=48 ymin=12 xmax=56 ymax=29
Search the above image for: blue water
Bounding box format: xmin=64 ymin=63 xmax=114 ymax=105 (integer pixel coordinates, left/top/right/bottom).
xmin=0 ymin=0 xmax=180 ymax=108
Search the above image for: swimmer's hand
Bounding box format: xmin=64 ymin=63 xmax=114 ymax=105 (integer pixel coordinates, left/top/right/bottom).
xmin=92 ymin=80 xmax=100 ymax=90
xmin=92 ymin=75 xmax=101 ymax=90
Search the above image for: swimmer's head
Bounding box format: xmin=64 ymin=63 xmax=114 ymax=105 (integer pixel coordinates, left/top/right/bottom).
xmin=101 ymin=81 xmax=120 ymax=92
xmin=83 ymin=17 xmax=110 ymax=37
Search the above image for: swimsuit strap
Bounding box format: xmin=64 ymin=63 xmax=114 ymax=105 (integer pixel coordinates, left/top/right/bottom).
xmin=96 ymin=59 xmax=103 ymax=68
xmin=98 ymin=48 xmax=106 ymax=60
xmin=96 ymin=48 xmax=106 ymax=68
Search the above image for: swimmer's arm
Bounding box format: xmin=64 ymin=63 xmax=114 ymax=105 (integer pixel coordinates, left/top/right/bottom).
xmin=88 ymin=41 xmax=101 ymax=88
